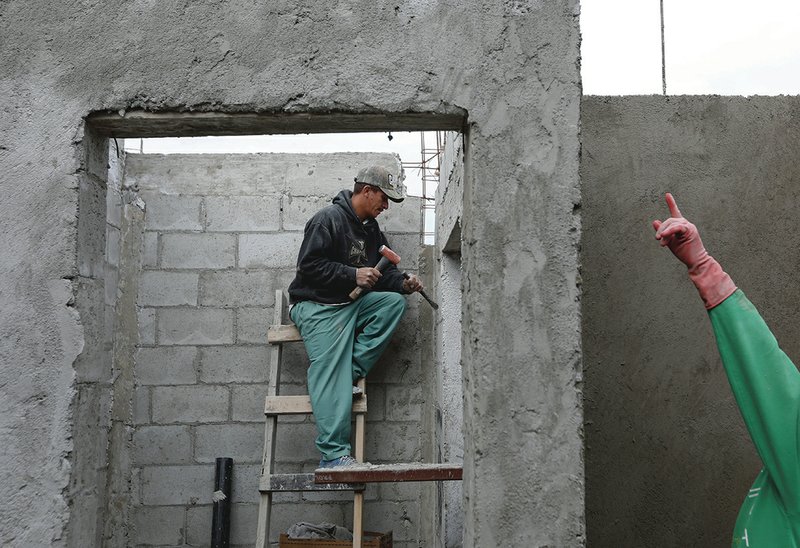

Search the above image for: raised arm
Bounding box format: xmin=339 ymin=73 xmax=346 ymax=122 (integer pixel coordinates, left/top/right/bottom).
xmin=653 ymin=193 xmax=800 ymax=512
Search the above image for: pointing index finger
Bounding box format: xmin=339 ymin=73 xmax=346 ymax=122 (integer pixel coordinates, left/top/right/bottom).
xmin=665 ymin=192 xmax=682 ymax=218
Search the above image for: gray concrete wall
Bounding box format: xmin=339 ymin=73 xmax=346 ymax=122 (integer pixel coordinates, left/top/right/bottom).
xmin=435 ymin=131 xmax=465 ymax=548
xmin=123 ymin=152 xmax=425 ymax=547
xmin=581 ymin=95 xmax=800 ymax=546
xmin=0 ymin=2 xmax=583 ymax=546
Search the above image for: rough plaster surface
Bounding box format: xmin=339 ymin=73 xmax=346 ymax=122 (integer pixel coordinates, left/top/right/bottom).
xmin=581 ymin=95 xmax=800 ymax=546
xmin=436 ymin=131 xmax=465 ymax=547
xmin=0 ymin=2 xmax=583 ymax=545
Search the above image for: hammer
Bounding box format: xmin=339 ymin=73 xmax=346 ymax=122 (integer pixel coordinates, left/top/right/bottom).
xmin=349 ymin=245 xmax=401 ymax=300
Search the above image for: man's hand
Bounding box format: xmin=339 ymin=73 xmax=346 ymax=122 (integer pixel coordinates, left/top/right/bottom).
xmin=652 ymin=192 xmax=736 ymax=309
xmin=402 ymin=274 xmax=423 ymax=294
xmin=652 ymin=193 xmax=709 ymax=270
xmin=356 ymin=267 xmax=382 ymax=288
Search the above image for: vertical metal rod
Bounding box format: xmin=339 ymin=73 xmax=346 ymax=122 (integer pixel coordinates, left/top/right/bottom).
xmin=661 ymin=0 xmax=667 ymax=95
xmin=211 ymin=457 xmax=233 ymax=548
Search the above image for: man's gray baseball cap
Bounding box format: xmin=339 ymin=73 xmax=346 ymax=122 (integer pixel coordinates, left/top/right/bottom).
xmin=354 ymin=165 xmax=405 ymax=202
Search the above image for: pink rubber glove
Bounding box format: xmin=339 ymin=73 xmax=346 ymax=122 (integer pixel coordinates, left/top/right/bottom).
xmin=652 ymin=193 xmax=737 ymax=309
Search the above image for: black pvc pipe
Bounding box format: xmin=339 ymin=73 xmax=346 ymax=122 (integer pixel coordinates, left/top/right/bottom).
xmin=211 ymin=457 xmax=233 ymax=548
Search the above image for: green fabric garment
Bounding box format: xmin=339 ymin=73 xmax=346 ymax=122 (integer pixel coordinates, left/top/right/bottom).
xmin=709 ymin=290 xmax=800 ymax=547
xmin=290 ymin=291 xmax=406 ymax=461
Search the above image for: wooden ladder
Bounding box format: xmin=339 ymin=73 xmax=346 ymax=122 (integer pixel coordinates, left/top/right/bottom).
xmin=256 ymin=290 xmax=462 ymax=548
xmin=255 ymin=290 xmax=368 ymax=548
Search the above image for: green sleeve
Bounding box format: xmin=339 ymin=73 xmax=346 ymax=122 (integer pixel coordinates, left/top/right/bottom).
xmin=709 ymin=289 xmax=800 ymax=513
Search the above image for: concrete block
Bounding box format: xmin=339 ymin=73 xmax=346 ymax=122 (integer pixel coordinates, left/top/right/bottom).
xmin=199 ymin=270 xmax=274 ymax=307
xmin=135 ymin=346 xmax=198 ymax=385
xmin=363 ymin=500 xmax=420 ymax=543
xmin=232 ymin=384 xmax=267 ymax=422
xmin=142 ymin=192 xmax=202 ymax=231
xmin=284 ymin=152 xmax=401 ymax=196
xmin=231 ymin=464 xmax=261 ymax=504
xmin=277 ymin=383 xmax=308 ymax=397
xmin=158 ymin=308 xmax=234 ymax=345
xmin=105 ymin=225 xmax=120 ymax=267
xmin=383 ymin=232 xmax=422 ymax=270
xmin=185 ymin=505 xmax=213 ymax=546
xmin=73 ymin=278 xmax=111 ymax=382
xmin=125 ymin=153 xmax=285 ymax=196
xmin=194 ymin=423 xmax=263 ymax=463
xmin=142 ymin=231 xmax=159 ymax=267
xmin=275 ymin=421 xmax=318 ymax=464
xmin=106 ymin=189 xmax=122 ymax=229
xmin=205 ymin=196 xmax=280 ymax=231
xmin=132 ymin=505 xmax=185 ymax=546
xmin=161 ymin=233 xmax=236 ymax=269
xmin=229 ymin=503 xmax=259 ymax=546
xmin=199 ymin=346 xmax=269 ymax=383
xmin=364 ymin=384 xmax=385 ymax=423
xmin=152 ymin=385 xmax=229 ymax=423
xmin=301 ymin=488 xmax=353 ymax=503
xmin=281 ymin=344 xmax=310 ymax=383
xmin=131 ymin=467 xmax=142 ymax=506
xmin=239 ymin=233 xmax=303 ymax=269
xmin=377 ymin=481 xmax=424 ymax=502
xmin=71 ymin=384 xmax=111 ymax=503
xmin=138 ymin=271 xmax=199 ymax=307
xmin=133 ymin=425 xmax=193 ymax=465
xmin=85 ymin=132 xmax=110 ymax=180
xmin=236 ymin=307 xmax=272 ymax=344
xmin=140 ymin=465 xmax=213 ymax=505
xmin=377 ymin=196 xmax=422 ymax=234
xmin=104 ymin=266 xmax=118 ymax=307
xmin=105 ymin=303 xmax=116 ymax=349
xmin=78 ymin=177 xmax=107 ymax=278
xmin=365 ymin=422 xmax=420 ymax=463
xmin=138 ymin=307 xmax=156 ymax=345
xmin=384 ymin=385 xmax=422 ymax=422
xmin=134 ymin=386 xmax=150 ymax=425
xmin=368 ymin=320 xmax=422 ymax=384
xmin=282 ymin=195 xmax=330 ymax=231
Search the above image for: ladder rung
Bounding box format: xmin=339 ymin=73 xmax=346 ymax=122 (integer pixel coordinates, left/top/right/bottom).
xmin=268 ymin=324 xmax=302 ymax=343
xmin=265 ymin=395 xmax=367 ymax=415
xmin=259 ymin=473 xmax=365 ymax=492
xmin=315 ymin=463 xmax=463 ymax=484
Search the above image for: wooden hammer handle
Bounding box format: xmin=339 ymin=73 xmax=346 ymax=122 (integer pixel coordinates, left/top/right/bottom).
xmin=349 ymin=256 xmax=391 ymax=301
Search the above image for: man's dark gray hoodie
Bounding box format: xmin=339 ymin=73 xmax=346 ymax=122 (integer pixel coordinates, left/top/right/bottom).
xmin=288 ymin=190 xmax=406 ymax=304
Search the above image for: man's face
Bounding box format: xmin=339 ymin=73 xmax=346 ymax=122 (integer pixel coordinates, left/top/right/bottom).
xmin=365 ymin=185 xmax=389 ymax=218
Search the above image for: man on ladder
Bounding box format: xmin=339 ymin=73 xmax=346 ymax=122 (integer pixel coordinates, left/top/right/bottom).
xmin=287 ymin=164 xmax=423 ymax=469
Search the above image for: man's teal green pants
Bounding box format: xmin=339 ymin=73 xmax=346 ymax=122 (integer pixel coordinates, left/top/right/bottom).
xmin=290 ymin=291 xmax=407 ymax=461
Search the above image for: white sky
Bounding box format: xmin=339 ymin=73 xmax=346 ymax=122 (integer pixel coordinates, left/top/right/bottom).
xmin=581 ymin=0 xmax=800 ymax=95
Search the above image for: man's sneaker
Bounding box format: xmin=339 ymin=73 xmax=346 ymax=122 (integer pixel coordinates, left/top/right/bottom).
xmin=318 ymin=455 xmax=366 ymax=468
xmin=352 ymin=385 xmax=363 ymax=398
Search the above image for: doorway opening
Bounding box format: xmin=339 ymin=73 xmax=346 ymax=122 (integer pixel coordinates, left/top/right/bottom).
xmin=76 ymin=111 xmax=466 ymax=547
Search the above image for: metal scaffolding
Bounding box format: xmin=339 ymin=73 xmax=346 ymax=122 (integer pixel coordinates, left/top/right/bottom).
xmin=401 ymin=131 xmax=443 ymax=245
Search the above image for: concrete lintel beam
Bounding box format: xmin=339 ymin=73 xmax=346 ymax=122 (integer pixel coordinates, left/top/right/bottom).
xmin=87 ymin=110 xmax=467 ymax=138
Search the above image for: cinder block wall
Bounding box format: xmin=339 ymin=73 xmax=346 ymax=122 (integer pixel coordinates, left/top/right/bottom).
xmin=123 ymin=152 xmax=426 ymax=547
xmin=581 ymin=95 xmax=800 ymax=547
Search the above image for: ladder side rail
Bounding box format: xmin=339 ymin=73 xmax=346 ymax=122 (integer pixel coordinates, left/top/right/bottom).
xmin=255 ymin=290 xmax=287 ymax=548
